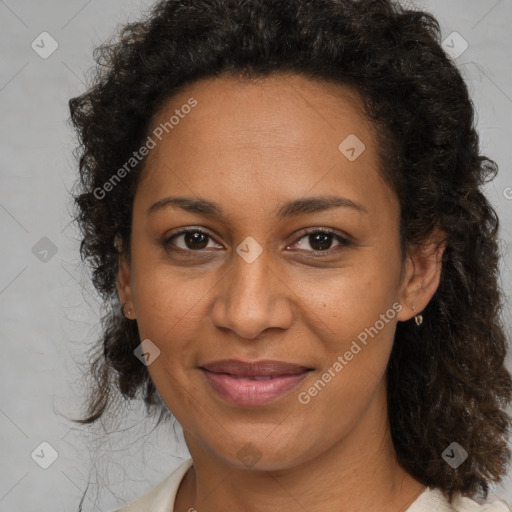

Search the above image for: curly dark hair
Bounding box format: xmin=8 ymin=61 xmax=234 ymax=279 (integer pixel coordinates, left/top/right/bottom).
xmin=68 ymin=0 xmax=512 ymax=505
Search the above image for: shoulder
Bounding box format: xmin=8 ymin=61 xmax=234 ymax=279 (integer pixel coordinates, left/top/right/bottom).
xmin=406 ymin=487 xmax=511 ymax=512
xmin=109 ymin=458 xmax=193 ymax=512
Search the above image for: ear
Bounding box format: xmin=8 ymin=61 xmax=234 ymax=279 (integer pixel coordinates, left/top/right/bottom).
xmin=115 ymin=235 xmax=135 ymax=319
xmin=396 ymin=228 xmax=447 ymax=322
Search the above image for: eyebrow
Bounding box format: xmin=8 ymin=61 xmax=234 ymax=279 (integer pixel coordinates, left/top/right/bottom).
xmin=147 ymin=194 xmax=368 ymax=218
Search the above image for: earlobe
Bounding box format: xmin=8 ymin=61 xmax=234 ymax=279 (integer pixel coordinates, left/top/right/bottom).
xmin=397 ymin=230 xmax=446 ymax=323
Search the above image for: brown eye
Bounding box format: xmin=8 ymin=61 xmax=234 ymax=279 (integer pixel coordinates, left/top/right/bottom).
xmin=165 ymin=229 xmax=220 ymax=251
xmin=182 ymin=231 xmax=209 ymax=250
xmin=307 ymin=232 xmax=335 ymax=251
xmin=290 ymin=229 xmax=352 ymax=254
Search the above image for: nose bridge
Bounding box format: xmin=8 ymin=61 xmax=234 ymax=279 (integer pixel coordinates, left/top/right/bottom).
xmin=210 ymin=240 xmax=293 ymax=339
xmin=231 ymin=246 xmax=273 ymax=305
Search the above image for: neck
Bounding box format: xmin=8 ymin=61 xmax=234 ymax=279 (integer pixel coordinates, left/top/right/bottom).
xmin=174 ymin=385 xmax=426 ymax=512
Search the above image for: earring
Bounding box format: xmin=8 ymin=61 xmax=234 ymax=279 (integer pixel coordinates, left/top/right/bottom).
xmin=122 ymin=302 xmax=133 ymax=319
xmin=407 ymin=303 xmax=423 ymax=326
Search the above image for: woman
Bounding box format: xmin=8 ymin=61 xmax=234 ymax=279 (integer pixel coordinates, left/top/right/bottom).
xmin=68 ymin=0 xmax=512 ymax=510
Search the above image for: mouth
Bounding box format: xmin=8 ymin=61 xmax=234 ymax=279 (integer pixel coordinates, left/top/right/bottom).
xmin=199 ymin=359 xmax=313 ymax=406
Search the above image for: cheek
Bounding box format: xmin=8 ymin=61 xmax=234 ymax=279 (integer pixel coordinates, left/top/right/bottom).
xmin=297 ymin=273 xmax=399 ymax=415
xmin=131 ymin=258 xmax=214 ymax=344
xmin=296 ymin=260 xmax=400 ymax=346
xmin=292 ymin=259 xmax=401 ymax=409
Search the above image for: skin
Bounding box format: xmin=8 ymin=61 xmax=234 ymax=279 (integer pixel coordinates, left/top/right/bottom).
xmin=116 ymin=72 xmax=445 ymax=512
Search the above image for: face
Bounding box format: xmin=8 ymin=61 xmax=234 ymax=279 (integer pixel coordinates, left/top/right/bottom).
xmin=117 ymin=72 xmax=435 ymax=471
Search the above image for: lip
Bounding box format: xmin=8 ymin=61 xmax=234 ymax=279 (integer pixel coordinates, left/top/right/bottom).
xmin=199 ymin=359 xmax=312 ymax=406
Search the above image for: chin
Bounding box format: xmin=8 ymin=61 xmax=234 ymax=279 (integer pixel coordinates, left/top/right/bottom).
xmin=206 ymin=427 xmax=322 ymax=472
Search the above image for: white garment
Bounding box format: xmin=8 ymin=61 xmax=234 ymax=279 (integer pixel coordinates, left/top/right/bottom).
xmin=112 ymin=458 xmax=511 ymax=512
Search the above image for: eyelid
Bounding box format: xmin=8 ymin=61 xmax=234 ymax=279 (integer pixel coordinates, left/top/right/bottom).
xmin=286 ymin=227 xmax=353 ymax=254
xmin=290 ymin=226 xmax=353 ymax=245
xmin=164 ymin=226 xmax=222 ymax=251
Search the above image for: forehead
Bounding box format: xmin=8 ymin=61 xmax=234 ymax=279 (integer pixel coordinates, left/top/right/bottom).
xmin=135 ymin=72 xmax=396 ymax=223
xmin=147 ymin=72 xmax=372 ymax=153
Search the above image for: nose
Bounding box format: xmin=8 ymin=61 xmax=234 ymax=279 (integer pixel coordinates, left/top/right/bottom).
xmin=210 ymin=246 xmax=294 ymax=340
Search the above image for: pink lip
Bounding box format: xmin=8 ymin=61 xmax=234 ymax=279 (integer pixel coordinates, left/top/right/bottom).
xmin=200 ymin=359 xmax=312 ymax=406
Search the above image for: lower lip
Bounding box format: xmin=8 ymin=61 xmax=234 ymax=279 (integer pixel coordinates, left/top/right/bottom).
xmin=201 ymin=369 xmax=309 ymax=406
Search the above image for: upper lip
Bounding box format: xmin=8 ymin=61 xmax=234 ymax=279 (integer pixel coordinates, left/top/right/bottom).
xmin=200 ymin=359 xmax=311 ymax=377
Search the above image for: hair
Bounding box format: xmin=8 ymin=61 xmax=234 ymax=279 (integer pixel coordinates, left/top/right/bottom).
xmin=68 ymin=0 xmax=512 ymax=505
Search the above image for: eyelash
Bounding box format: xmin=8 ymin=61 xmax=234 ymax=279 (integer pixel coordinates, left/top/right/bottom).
xmin=163 ymin=227 xmax=353 ymax=257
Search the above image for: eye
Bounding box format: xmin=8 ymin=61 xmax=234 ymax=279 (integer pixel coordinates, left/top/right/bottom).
xmin=288 ymin=228 xmax=352 ymax=254
xmin=164 ymin=229 xmax=222 ymax=252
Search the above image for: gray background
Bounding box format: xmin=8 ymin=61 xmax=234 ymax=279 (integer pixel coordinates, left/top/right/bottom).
xmin=1 ymin=0 xmax=511 ymax=510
